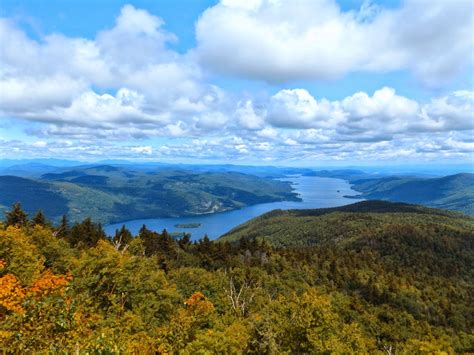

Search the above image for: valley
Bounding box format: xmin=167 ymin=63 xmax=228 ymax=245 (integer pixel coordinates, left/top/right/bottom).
xmin=0 ymin=165 xmax=299 ymax=224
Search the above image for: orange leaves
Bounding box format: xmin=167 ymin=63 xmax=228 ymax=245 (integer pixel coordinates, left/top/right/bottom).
xmin=0 ymin=274 xmax=26 ymax=314
xmin=28 ymin=270 xmax=71 ymax=298
xmin=0 ymin=269 xmax=72 ymax=315
xmin=184 ymin=291 xmax=206 ymax=306
xmin=184 ymin=292 xmax=214 ymax=317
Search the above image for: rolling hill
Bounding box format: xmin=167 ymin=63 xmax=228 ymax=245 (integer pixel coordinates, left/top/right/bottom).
xmin=220 ymin=200 xmax=473 ymax=248
xmin=0 ymin=166 xmax=299 ymax=224
xmin=349 ymin=173 xmax=474 ymax=215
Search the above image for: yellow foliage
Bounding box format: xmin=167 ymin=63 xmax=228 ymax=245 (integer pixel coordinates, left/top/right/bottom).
xmin=0 ymin=226 xmax=44 ymax=285
xmin=156 ymin=291 xmax=216 ymax=353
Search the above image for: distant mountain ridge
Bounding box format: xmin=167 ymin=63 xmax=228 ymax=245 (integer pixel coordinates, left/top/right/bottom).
xmin=349 ymin=173 xmax=474 ymax=215
xmin=0 ymin=166 xmax=299 ymax=224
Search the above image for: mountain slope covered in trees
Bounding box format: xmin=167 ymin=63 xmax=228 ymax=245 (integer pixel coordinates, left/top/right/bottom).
xmin=220 ymin=200 xmax=472 ymax=247
xmin=0 ymin=166 xmax=299 ymax=224
xmin=348 ymin=173 xmax=474 ymax=215
xmin=307 ymin=171 xmax=474 ymax=215
xmin=1 ymin=201 xmax=473 ymax=352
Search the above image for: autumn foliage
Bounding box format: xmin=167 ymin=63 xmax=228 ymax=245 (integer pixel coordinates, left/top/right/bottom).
xmin=0 ymin=274 xmax=25 ymax=314
xmin=0 ymin=203 xmax=473 ymax=353
xmin=0 ymin=266 xmax=70 ymax=316
xmin=28 ymin=270 xmax=71 ymax=298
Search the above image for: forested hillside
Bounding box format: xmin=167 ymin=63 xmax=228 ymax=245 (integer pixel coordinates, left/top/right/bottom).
xmin=220 ymin=200 xmax=472 ymax=247
xmin=1 ymin=202 xmax=472 ymax=353
xmin=307 ymin=171 xmax=474 ymax=215
xmin=349 ymin=173 xmax=474 ymax=215
xmin=0 ymin=166 xmax=298 ymax=224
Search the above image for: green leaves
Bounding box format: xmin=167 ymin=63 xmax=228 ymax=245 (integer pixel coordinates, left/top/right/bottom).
xmin=1 ymin=209 xmax=472 ymax=353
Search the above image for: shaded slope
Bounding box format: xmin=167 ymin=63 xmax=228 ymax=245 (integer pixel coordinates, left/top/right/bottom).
xmin=0 ymin=176 xmax=69 ymax=218
xmin=349 ymin=173 xmax=474 ymax=215
xmin=1 ymin=167 xmax=299 ymax=224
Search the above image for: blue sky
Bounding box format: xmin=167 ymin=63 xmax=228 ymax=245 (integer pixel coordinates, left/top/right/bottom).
xmin=0 ymin=0 xmax=473 ymax=165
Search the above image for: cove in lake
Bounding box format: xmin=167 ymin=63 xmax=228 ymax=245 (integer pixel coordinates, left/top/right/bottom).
xmin=105 ymin=176 xmax=363 ymax=240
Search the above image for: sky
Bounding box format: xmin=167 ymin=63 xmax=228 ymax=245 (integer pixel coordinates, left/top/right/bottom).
xmin=0 ymin=0 xmax=473 ymax=166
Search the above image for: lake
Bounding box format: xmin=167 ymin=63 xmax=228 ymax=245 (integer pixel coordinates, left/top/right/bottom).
xmin=105 ymin=176 xmax=362 ymax=240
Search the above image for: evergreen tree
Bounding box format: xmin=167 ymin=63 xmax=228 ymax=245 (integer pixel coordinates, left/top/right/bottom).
xmin=31 ymin=209 xmax=48 ymax=227
xmin=158 ymin=229 xmax=176 ymax=258
xmin=56 ymin=214 xmax=70 ymax=238
xmin=5 ymin=202 xmax=28 ymax=227
xmin=198 ymin=235 xmax=213 ymax=255
xmin=238 ymin=237 xmax=250 ymax=252
xmin=178 ymin=233 xmax=192 ymax=250
xmin=69 ymin=217 xmax=106 ymax=247
xmin=139 ymin=224 xmax=159 ymax=256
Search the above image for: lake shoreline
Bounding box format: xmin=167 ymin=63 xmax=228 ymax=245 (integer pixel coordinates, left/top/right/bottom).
xmin=105 ymin=176 xmax=363 ymax=239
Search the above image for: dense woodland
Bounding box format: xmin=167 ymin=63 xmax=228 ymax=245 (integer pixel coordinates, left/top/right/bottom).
xmin=348 ymin=173 xmax=474 ymax=215
xmin=1 ymin=202 xmax=473 ymax=353
xmin=0 ymin=166 xmax=298 ymax=224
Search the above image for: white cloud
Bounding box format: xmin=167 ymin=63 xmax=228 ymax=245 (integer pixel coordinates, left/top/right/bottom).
xmin=196 ymin=0 xmax=474 ymax=85
xmin=17 ymin=89 xmax=169 ymax=128
xmin=267 ymin=89 xmax=345 ymax=129
xmin=235 ymin=100 xmax=265 ymax=130
xmin=420 ymin=91 xmax=474 ymax=131
xmin=261 ymin=87 xmax=474 ymax=141
xmin=0 ymin=3 xmax=472 ymax=164
xmin=0 ymin=76 xmax=86 ymax=112
xmin=32 ymin=140 xmax=47 ymax=148
xmin=0 ymin=5 xmax=223 ymax=136
xmin=131 ymin=145 xmax=153 ymax=155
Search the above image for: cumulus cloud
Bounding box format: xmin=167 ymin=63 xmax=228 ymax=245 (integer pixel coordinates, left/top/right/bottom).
xmin=0 ymin=3 xmax=473 ymax=163
xmin=267 ymin=89 xmax=345 ymax=129
xmin=235 ymin=100 xmax=265 ymax=130
xmin=0 ymin=76 xmax=86 ymax=112
xmin=0 ymin=5 xmax=224 ymax=137
xmin=419 ymin=91 xmax=474 ymax=132
xmin=196 ymin=0 xmax=474 ymax=85
xmin=262 ymin=87 xmax=474 ymax=141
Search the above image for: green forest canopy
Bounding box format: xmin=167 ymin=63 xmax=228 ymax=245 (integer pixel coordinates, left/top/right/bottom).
xmin=1 ymin=201 xmax=473 ymax=353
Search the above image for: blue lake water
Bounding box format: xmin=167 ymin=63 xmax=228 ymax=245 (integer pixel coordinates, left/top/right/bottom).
xmin=105 ymin=176 xmax=362 ymax=240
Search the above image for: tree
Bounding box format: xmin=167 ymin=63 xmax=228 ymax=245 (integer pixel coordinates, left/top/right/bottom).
xmin=31 ymin=210 xmax=48 ymax=227
xmin=113 ymin=225 xmax=133 ymax=251
xmin=197 ymin=235 xmax=213 ymax=255
xmin=158 ymin=229 xmax=176 ymax=258
xmin=178 ymin=233 xmax=192 ymax=251
xmin=68 ymin=218 xmax=106 ymax=248
xmin=55 ymin=214 xmax=70 ymax=239
xmin=139 ymin=225 xmax=159 ymax=256
xmin=5 ymin=203 xmax=28 ymax=227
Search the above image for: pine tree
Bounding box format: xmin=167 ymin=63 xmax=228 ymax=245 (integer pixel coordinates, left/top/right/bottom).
xmin=178 ymin=233 xmax=192 ymax=250
xmin=31 ymin=209 xmax=48 ymax=227
xmin=56 ymin=214 xmax=70 ymax=238
xmin=139 ymin=224 xmax=159 ymax=256
xmin=158 ymin=229 xmax=176 ymax=258
xmin=5 ymin=202 xmax=28 ymax=227
xmin=69 ymin=217 xmax=106 ymax=247
xmin=198 ymin=235 xmax=213 ymax=254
